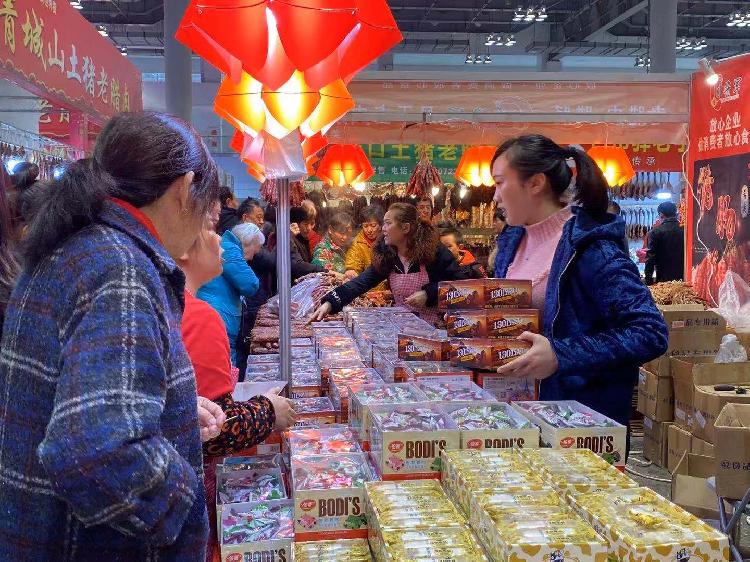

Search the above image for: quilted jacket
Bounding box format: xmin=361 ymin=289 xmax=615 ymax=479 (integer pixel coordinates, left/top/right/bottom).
xmin=0 ymin=201 xmax=207 ymax=561
xmin=494 ymin=207 xmax=668 ymax=425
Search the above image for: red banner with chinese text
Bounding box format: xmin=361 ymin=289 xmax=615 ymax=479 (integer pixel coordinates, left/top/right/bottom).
xmin=0 ymin=0 xmax=142 ymax=123
xmin=687 ymin=54 xmax=750 ymax=306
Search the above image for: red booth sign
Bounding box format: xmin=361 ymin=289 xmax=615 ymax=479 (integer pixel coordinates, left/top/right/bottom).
xmin=0 ymin=0 xmax=142 ymax=123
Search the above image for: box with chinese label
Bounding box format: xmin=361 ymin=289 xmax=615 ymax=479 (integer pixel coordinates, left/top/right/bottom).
xmin=569 ymin=486 xmax=729 ymax=562
xmin=643 ymin=417 xmax=670 ymax=468
xmin=667 ymin=423 xmax=692 ymax=473
xmin=291 ymin=453 xmax=373 ymax=541
xmin=449 ymin=338 xmax=531 ymax=370
xmin=441 ymin=401 xmax=540 ymax=450
xmin=714 ymin=403 xmax=750 ymax=499
xmin=438 ymin=278 xmax=532 ymax=309
xmin=290 ymin=396 xmax=337 ymax=428
xmin=474 ymin=371 xmax=537 ymax=402
xmin=393 ymin=360 xmax=473 ymax=384
xmin=369 ymin=403 xmax=460 ymax=480
xmin=219 ymin=500 xmax=293 ymax=562
xmin=512 ymin=401 xmax=627 ymax=468
xmin=397 ymin=332 xmax=450 ymax=361
xmin=637 ymin=367 xmax=674 ymax=422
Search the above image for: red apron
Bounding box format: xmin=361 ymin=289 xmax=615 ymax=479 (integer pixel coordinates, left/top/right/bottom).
xmin=389 ymin=265 xmax=442 ymax=326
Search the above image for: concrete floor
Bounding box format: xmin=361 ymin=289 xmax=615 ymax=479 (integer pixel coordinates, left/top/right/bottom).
xmin=626 ymin=435 xmax=672 ymax=499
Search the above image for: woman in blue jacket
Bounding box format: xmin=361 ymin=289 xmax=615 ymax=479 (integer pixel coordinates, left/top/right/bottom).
xmin=492 ymin=134 xmax=668 ymax=427
xmin=198 ymin=222 xmax=262 ymax=365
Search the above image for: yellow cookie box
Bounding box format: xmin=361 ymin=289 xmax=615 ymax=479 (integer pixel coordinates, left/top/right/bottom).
xmin=372 ymin=527 xmax=490 ymax=562
xmin=569 ymin=487 xmax=730 ymax=561
xmin=293 ymin=538 xmax=372 ymax=561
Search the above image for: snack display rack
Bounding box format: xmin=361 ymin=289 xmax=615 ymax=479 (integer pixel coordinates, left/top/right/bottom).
xmin=216 ymin=303 xmax=732 ymax=561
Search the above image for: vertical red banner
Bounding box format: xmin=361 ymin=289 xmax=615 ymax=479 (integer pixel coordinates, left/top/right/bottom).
xmin=687 ymin=54 xmax=750 ymax=306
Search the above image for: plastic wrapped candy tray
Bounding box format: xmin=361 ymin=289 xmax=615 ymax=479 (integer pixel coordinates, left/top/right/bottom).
xmin=219 ymin=500 xmax=293 ymax=561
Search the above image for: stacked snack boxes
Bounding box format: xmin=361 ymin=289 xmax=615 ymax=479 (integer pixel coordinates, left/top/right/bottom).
xmin=416 ymin=379 xmax=496 ymax=404
xmin=348 ymin=383 xmax=427 ymax=450
xmin=438 ymin=278 xmax=538 ymax=400
xmin=368 ymin=403 xmax=460 ymax=480
xmin=289 ymin=363 xmax=323 ymax=398
xmin=441 ymin=401 xmax=541 ymax=450
xmin=513 ymin=400 xmax=628 ymax=468
xmin=291 ymin=452 xmax=373 ymax=541
xmin=365 ymin=480 xmax=489 ymax=562
xmin=394 ymin=360 xmax=473 ymax=384
xmin=293 ymin=538 xmax=372 ymax=561
xmin=569 ymin=487 xmax=730 ymax=561
xmin=219 ymin=500 xmax=294 ymax=562
xmin=397 ymin=332 xmax=451 ymax=361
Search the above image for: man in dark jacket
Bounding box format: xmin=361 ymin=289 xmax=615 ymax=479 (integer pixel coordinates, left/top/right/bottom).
xmin=645 ymin=202 xmax=684 ymax=285
xmin=216 ymin=185 xmax=239 ymax=235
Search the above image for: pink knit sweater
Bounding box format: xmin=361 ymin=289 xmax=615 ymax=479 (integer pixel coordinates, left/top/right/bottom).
xmin=506 ymin=207 xmax=573 ymax=316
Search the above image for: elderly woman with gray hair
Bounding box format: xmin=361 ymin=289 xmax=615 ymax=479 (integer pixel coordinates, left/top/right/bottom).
xmin=198 ymin=222 xmax=264 ymax=365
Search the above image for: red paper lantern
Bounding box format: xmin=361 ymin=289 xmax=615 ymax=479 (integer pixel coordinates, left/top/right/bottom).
xmin=315 ymin=144 xmax=373 ymax=187
xmin=177 ymin=0 xmax=402 ymax=90
xmin=455 ymin=146 xmax=496 ymax=188
xmin=587 ymin=145 xmax=635 ymax=187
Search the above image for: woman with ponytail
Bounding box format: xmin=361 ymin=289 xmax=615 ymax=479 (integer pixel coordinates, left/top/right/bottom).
xmin=491 ymin=134 xmax=668 ymax=428
xmin=0 ymin=112 xmax=225 ymax=561
xmin=310 ymin=202 xmax=467 ymax=324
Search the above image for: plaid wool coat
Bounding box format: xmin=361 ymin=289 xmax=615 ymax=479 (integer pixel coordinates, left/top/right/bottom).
xmin=0 ymin=202 xmax=208 ymax=561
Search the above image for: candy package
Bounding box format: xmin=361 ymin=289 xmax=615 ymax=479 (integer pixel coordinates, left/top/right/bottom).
xmin=397 ymin=333 xmax=451 ymax=361
xmin=247 ymin=354 xmax=280 ymax=364
xmin=450 ymin=338 xmax=531 ymax=370
xmin=290 ymin=363 xmax=322 ymax=399
xmin=438 ymin=278 xmax=532 ymax=309
xmin=220 ymin=453 xmax=285 ymax=472
xmin=375 ymin=527 xmax=490 ymax=562
xmin=396 ymin=361 xmax=472 ymax=384
xmin=285 ymin=425 xmax=361 ymax=456
xmin=293 ymin=538 xmax=372 ymax=561
xmin=290 ymin=396 xmax=336 ymax=427
xmin=292 ymin=453 xmax=373 ymax=540
xmin=219 ymin=500 xmax=294 ymax=561
xmin=369 ymin=403 xmax=460 ymax=479
xmin=417 ymin=379 xmax=496 ymax=403
xmin=442 ymin=401 xmax=541 ymax=451
xmin=328 ymin=368 xmax=384 ymax=421
xmin=349 ymin=383 xmax=427 ymax=448
xmin=446 ymin=308 xmax=540 ymax=338
xmin=216 ymin=469 xmax=287 ymax=506
xmin=475 ymin=372 xmax=537 ymax=402
xmin=513 ymin=401 xmax=627 ymax=468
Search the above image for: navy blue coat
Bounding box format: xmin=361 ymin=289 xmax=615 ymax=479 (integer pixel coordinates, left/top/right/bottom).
xmin=494 ymin=207 xmax=668 ymax=426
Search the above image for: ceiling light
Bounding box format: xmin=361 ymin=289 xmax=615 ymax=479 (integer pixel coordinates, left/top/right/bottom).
xmin=727 ymin=12 xmax=750 ymax=27
xmin=484 ymin=34 xmax=496 ymax=46
xmin=524 ymin=9 xmax=535 ymax=21
xmin=513 ymin=7 xmax=524 ymax=21
xmin=119 ymin=46 xmax=128 ymax=56
xmin=655 ymin=191 xmax=672 ymax=201
xmin=70 ymin=0 xmax=83 ymax=9
xmin=465 ymin=54 xmax=474 ymax=64
xmin=634 ymin=55 xmax=650 ymax=68
xmin=474 ymin=55 xmax=483 ymax=64
xmin=483 ymin=55 xmax=492 ymax=64
xmin=505 ymin=34 xmax=517 ymax=46
xmin=431 ymin=186 xmax=440 ymax=197
xmin=97 ymin=25 xmax=108 ymax=37
xmin=699 ymin=57 xmax=719 ymax=85
xmin=537 ymin=7 xmax=548 ymax=20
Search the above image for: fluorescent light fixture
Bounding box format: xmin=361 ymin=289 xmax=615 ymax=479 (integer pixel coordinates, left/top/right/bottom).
xmin=465 ymin=54 xmax=474 ymax=64
xmin=5 ymin=157 xmax=24 ymax=173
xmin=97 ymin=25 xmax=108 ymax=36
xmin=70 ymin=0 xmax=83 ymax=9
xmin=483 ymin=55 xmax=492 ymax=64
xmin=484 ymin=34 xmax=496 ymax=46
xmin=655 ymin=191 xmax=672 ymax=200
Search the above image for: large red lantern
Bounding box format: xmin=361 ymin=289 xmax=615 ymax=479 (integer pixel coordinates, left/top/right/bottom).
xmin=177 ymin=1 xmax=402 ymax=90
xmin=587 ymin=145 xmax=635 ymax=187
xmin=455 ymin=146 xmax=496 ymax=188
xmin=315 ymin=144 xmax=374 ymax=187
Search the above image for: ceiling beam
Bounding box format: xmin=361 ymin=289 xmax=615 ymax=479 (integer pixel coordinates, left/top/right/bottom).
xmin=585 ymin=1 xmax=648 ymax=41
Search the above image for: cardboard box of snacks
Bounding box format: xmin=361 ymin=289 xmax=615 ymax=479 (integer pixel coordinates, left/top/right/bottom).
xmin=643 ymin=417 xmax=670 ymax=468
xmin=446 ymin=308 xmax=539 ymax=338
xmin=667 ymin=423 xmax=692 ymax=473
xmin=714 ymin=403 xmax=750 ymax=499
xmin=637 ymin=368 xmax=674 ymax=422
xmin=438 ymin=278 xmax=532 ymax=310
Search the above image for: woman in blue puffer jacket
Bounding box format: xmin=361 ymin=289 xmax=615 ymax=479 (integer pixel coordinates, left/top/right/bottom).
xmin=491 ymin=134 xmax=668 ymax=428
xmin=198 ymin=222 xmax=262 ymax=365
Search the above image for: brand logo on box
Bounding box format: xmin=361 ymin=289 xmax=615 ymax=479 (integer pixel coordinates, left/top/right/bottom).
xmin=388 ymin=441 xmax=405 ymax=453
xmin=560 ymin=436 xmax=575 ymax=448
xmin=235 ymin=550 xmax=288 ymax=562
xmin=467 ymin=438 xmax=482 ymax=449
xmin=300 ymin=499 xmax=316 ymax=512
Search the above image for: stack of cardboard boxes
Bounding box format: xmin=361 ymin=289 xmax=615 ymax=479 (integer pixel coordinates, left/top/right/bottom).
xmin=636 ymin=304 xmax=728 ymax=472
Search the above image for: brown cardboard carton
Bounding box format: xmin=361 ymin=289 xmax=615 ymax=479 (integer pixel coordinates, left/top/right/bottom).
xmin=714 ymin=403 xmax=750 ymax=499
xmin=691 ymin=437 xmax=715 ymax=458
xmin=667 ymin=424 xmax=691 ymax=473
xmin=671 ymin=453 xmax=722 ymax=520
xmin=643 ymin=417 xmax=670 ymax=468
xmin=671 ymin=356 xmax=750 ymax=442
xmin=449 ymin=338 xmax=531 ymax=370
xmin=637 ymin=368 xmax=674 ymax=421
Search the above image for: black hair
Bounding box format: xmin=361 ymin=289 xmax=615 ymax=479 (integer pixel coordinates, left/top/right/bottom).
xmin=11 ymin=162 xmax=39 ymax=192
xmin=328 ymin=212 xmax=353 ymax=233
xmin=359 ymin=205 xmax=383 ymax=225
xmin=290 ymin=206 xmax=308 ymax=224
xmin=23 ymin=112 xmax=219 ymax=265
xmin=492 ymin=134 xmax=609 ymax=219
xmin=0 ymin=165 xmax=19 ymax=320
xmin=373 ymin=202 xmax=439 ymax=273
xmin=237 ymin=197 xmax=262 ymax=220
xmin=219 ymin=184 xmax=234 ymax=206
xmin=439 ymin=226 xmax=463 ymax=244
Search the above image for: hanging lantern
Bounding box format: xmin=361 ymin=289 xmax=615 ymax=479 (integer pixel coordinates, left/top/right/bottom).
xmin=178 ymin=1 xmax=402 ymax=91
xmin=315 ymin=144 xmax=374 ymax=187
xmin=455 ymin=146 xmax=496 ymax=188
xmin=586 ymin=145 xmax=635 ymax=187
xmin=215 ymin=71 xmax=354 ymax=140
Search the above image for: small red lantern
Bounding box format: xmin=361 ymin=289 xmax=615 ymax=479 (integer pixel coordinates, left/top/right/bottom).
xmin=455 ymin=146 xmax=496 ymax=188
xmin=587 ymin=145 xmax=635 ymax=187
xmin=315 ymin=144 xmax=373 ymax=187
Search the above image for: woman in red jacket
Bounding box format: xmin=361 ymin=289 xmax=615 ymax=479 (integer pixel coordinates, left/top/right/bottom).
xmin=177 ymin=222 xmax=297 ymax=561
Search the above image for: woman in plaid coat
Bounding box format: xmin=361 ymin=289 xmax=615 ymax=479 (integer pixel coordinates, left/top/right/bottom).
xmin=0 ymin=112 xmax=222 ymax=561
